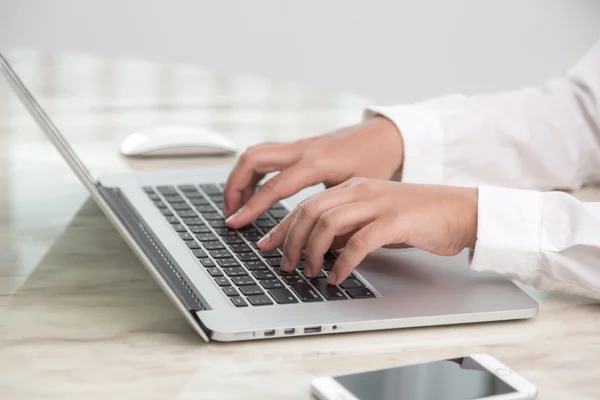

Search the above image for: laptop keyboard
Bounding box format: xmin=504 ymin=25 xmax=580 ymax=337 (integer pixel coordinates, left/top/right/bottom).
xmin=143 ymin=183 xmax=375 ymax=308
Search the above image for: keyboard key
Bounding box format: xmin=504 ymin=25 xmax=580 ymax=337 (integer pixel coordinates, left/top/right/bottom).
xmin=290 ymin=284 xmax=323 ymax=302
xmin=182 ymin=217 xmax=204 ymax=225
xmin=240 ymin=225 xmax=260 ymax=233
xmin=282 ymin=275 xmax=305 ymax=285
xmin=164 ymin=195 xmax=184 ymax=203
xmin=179 ymin=232 xmax=194 ymax=241
xmin=301 ymin=270 xmax=326 ymax=279
xmin=195 ymin=205 xmax=215 ymax=213
xmin=269 ymin=288 xmax=298 ymax=304
xmin=252 ymin=270 xmax=276 ymax=280
xmin=203 ymin=241 xmax=225 ymax=250
xmin=200 ymin=184 xmax=221 ymax=194
xmin=270 ymin=202 xmax=285 ymax=210
xmin=172 ymin=224 xmax=187 ymax=232
xmin=339 ymin=279 xmax=364 ymax=290
xmin=209 ymin=220 xmax=227 ymax=228
xmin=189 ymin=197 xmax=209 ymax=205
xmin=185 ymin=191 xmax=204 ymax=199
xmin=245 ymin=261 xmax=268 ymax=271
xmin=222 ymin=236 xmax=245 ymax=244
xmin=256 ymin=214 xmax=272 ymax=221
xmin=178 ymin=184 xmax=197 ymax=192
xmin=165 ymin=216 xmax=179 ymax=224
xmin=207 ymin=193 xmax=223 ymax=201
xmin=229 ymin=243 xmax=252 ymax=253
xmin=160 ymin=209 xmax=174 ymax=217
xmin=209 ymin=249 xmax=231 ymax=258
xmin=222 ymin=286 xmax=239 ymax=297
xmin=192 ymin=249 xmax=208 ymax=258
xmin=154 ymin=201 xmax=167 ymax=209
xmin=186 ymin=241 xmax=201 ymax=249
xmin=275 ymin=269 xmax=298 ymax=277
xmin=239 ymin=285 xmax=264 ymax=296
xmin=157 ymin=185 xmax=177 ymax=195
xmin=346 ymin=288 xmax=376 ymax=299
xmin=201 ymin=212 xmax=223 ymax=220
xmin=230 ymin=297 xmax=248 ymax=307
xmin=231 ymin=277 xmax=256 ymax=286
xmin=322 ymin=260 xmax=335 ymax=271
xmin=217 ymin=258 xmax=240 ymax=268
xmin=258 ymin=250 xmax=280 ymax=258
xmin=225 ymin=267 xmax=248 ymax=277
xmin=214 ymin=228 xmax=238 ymax=237
xmin=177 ymin=210 xmax=197 ymax=218
xmin=143 ymin=186 xmax=154 ymax=193
xmin=260 ymin=279 xmax=284 ymax=289
xmin=214 ymin=277 xmax=231 ymax=287
xmin=243 ymin=232 xmax=262 ymax=242
xmin=256 ymin=220 xmax=276 ymax=229
xmin=207 ymin=267 xmax=223 ymax=277
xmin=311 ymin=279 xmax=347 ymax=300
xmin=266 ymin=257 xmax=283 ymax=267
xmin=196 ymin=233 xmax=217 ymax=242
xmin=172 ymin=203 xmax=191 ymax=210
xmin=190 ymin=225 xmax=211 ymax=234
xmin=268 ymin=209 xmax=288 ymax=219
xmin=199 ymin=258 xmax=216 ymax=267
xmin=247 ymin=295 xmax=273 ymax=306
xmin=237 ymin=252 xmax=259 ymax=262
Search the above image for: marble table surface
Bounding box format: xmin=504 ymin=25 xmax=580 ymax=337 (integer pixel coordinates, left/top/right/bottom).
xmin=1 ymin=49 xmax=599 ymax=400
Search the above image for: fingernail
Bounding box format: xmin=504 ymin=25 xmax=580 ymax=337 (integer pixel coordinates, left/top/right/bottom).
xmin=281 ymin=256 xmax=290 ymax=272
xmin=257 ymin=233 xmax=271 ymax=247
xmin=225 ymin=206 xmax=246 ymax=224
xmin=327 ymin=271 xmax=337 ymax=285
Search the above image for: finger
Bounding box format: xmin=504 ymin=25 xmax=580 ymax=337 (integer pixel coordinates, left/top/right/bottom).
xmin=257 ymin=182 xmax=352 ymax=252
xmin=226 ymin=160 xmax=326 ymax=228
xmin=328 ymin=219 xmax=406 ymax=285
xmin=223 ymin=143 xmax=301 ymax=217
xmin=280 ymin=191 xmax=367 ymax=273
xmin=304 ymin=202 xmax=381 ymax=277
xmin=240 ymin=173 xmax=265 ymax=206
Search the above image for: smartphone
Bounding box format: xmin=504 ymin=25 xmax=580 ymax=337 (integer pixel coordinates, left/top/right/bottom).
xmin=311 ymin=354 xmax=537 ymax=400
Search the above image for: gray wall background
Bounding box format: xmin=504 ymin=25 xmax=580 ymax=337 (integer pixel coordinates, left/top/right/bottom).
xmin=1 ymin=0 xmax=600 ymax=103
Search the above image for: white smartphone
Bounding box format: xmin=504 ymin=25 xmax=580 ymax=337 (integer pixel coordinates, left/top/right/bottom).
xmin=311 ymin=354 xmax=537 ymax=400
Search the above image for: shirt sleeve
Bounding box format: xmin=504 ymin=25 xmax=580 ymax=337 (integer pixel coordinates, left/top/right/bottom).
xmin=471 ymin=186 xmax=600 ymax=300
xmin=364 ymin=38 xmax=600 ymax=190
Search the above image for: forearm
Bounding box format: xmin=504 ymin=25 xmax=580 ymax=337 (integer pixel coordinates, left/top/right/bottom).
xmin=471 ymin=186 xmax=600 ymax=300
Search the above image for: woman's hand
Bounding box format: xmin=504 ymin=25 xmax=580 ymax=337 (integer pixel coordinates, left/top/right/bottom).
xmin=224 ymin=117 xmax=403 ymax=228
xmin=257 ymin=179 xmax=479 ymax=285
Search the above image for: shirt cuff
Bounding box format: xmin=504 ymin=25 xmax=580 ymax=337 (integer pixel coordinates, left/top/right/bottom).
xmin=470 ymin=186 xmax=542 ymax=281
xmin=363 ymin=105 xmax=445 ymax=184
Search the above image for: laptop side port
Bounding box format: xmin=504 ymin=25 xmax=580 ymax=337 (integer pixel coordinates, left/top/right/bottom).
xmin=284 ymin=328 xmax=295 ymax=335
xmin=303 ymin=326 xmax=322 ymax=334
xmin=264 ymin=329 xmax=276 ymax=337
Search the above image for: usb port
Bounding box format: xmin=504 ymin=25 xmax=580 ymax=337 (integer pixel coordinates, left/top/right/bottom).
xmin=264 ymin=329 xmax=276 ymax=337
xmin=304 ymin=326 xmax=322 ymax=334
xmin=284 ymin=328 xmax=295 ymax=335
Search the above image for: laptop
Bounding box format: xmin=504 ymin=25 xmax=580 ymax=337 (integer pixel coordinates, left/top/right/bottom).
xmin=0 ymin=52 xmax=538 ymax=342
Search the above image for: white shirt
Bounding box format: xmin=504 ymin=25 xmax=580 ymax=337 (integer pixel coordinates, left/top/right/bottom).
xmin=366 ymin=38 xmax=600 ymax=300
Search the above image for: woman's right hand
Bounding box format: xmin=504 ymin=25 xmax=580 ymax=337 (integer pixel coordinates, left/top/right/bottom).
xmin=224 ymin=116 xmax=404 ymax=228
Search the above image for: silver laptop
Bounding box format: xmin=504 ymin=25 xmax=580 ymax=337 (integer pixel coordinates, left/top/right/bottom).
xmin=0 ymin=52 xmax=538 ymax=342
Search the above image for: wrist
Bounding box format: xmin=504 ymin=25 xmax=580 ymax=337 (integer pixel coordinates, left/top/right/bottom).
xmin=369 ymin=116 xmax=404 ymax=171
xmin=463 ymin=187 xmax=479 ymax=248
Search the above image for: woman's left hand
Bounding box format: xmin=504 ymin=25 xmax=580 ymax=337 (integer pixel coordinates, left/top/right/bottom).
xmin=257 ymin=178 xmax=479 ymax=285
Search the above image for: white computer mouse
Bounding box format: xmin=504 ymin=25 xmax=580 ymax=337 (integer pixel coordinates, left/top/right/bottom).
xmin=119 ymin=126 xmax=239 ymax=157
